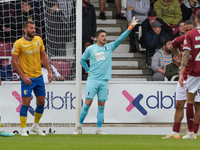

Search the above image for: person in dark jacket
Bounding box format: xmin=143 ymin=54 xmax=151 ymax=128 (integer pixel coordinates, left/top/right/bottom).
xmin=0 ymin=1 xmax=16 ymax=43
xmin=145 ymin=20 xmax=169 ymax=65
xmin=181 ymin=0 xmax=200 ymax=21
xmin=140 ymin=10 xmax=172 ymax=49
xmin=82 ymin=0 xmax=96 ymax=50
xmin=15 ymin=0 xmax=40 ymax=41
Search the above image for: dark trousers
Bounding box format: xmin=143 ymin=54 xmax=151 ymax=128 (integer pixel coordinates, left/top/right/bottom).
xmin=129 ymin=24 xmax=140 ymax=47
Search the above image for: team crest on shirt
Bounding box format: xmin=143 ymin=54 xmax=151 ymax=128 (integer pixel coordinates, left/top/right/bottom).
xmin=37 ymin=41 xmax=39 ymax=46
xmin=24 ymin=90 xmax=28 ymax=95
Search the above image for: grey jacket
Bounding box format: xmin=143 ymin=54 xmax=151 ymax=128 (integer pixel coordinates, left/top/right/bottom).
xmin=126 ymin=0 xmax=150 ymax=24
xmin=151 ymin=48 xmax=164 ymax=72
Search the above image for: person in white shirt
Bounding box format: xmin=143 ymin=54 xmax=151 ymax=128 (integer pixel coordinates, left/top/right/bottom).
xmin=41 ymin=54 xmax=64 ymax=82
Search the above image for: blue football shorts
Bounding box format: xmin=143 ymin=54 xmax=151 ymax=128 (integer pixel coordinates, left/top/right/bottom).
xmin=85 ymin=77 xmax=108 ymax=101
xmin=21 ymin=75 xmax=45 ymax=97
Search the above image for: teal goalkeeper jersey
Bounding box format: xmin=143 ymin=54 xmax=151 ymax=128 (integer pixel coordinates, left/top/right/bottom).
xmin=81 ymin=29 xmax=131 ymax=80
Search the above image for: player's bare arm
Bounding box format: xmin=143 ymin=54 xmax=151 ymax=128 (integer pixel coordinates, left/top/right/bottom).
xmin=40 ymin=51 xmax=53 ymax=83
xmin=11 ymin=53 xmax=31 ymax=85
xmin=170 ymin=46 xmax=181 ymax=60
xmin=179 ymin=50 xmax=191 ymax=87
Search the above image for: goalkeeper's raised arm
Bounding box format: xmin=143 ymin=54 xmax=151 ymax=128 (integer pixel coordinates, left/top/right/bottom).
xmin=113 ymin=16 xmax=139 ymax=49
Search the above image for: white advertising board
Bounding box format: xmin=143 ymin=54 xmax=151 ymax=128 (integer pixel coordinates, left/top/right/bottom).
xmin=0 ymin=81 xmax=186 ymax=124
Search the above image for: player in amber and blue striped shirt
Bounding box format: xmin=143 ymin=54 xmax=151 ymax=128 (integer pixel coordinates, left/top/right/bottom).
xmin=12 ymin=21 xmax=53 ymax=136
xmin=73 ymin=17 xmax=139 ymax=135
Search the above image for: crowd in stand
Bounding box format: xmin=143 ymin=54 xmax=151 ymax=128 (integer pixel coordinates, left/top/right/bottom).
xmin=0 ymin=0 xmax=200 ymax=81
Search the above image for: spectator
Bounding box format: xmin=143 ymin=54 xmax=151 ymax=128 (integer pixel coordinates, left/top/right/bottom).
xmin=172 ymin=20 xmax=185 ymax=39
xmin=1 ymin=63 xmax=20 ymax=81
xmin=165 ymin=53 xmax=181 ymax=81
xmin=181 ymin=0 xmax=200 ymax=21
xmin=126 ymin=0 xmax=150 ymax=52
xmin=151 ymin=36 xmax=173 ymax=81
xmin=82 ymin=0 xmax=96 ymax=49
xmin=82 ymin=42 xmax=91 ymax=81
xmin=145 ymin=20 xmax=169 ymax=65
xmin=140 ymin=10 xmax=173 ymax=48
xmin=41 ymin=54 xmax=64 ymax=82
xmin=150 ymin=0 xmax=157 ymax=10
xmin=154 ymin=0 xmax=182 ymax=25
xmin=0 ymin=1 xmax=16 ymax=43
xmin=45 ymin=0 xmax=75 ymax=56
xmin=99 ymin=0 xmax=126 ymax=20
xmin=15 ymin=0 xmax=41 ymax=40
xmin=190 ymin=7 xmax=200 ymax=22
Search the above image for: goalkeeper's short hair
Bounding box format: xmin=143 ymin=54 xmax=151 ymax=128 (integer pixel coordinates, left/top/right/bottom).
xmin=95 ymin=30 xmax=107 ymax=38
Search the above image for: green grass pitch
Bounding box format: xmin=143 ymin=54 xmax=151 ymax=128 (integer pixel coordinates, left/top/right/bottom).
xmin=1 ymin=134 xmax=200 ymax=150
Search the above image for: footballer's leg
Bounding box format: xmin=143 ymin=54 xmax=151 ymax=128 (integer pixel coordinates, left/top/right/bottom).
xmin=20 ymin=97 xmax=31 ymax=136
xmin=194 ymin=102 xmax=200 ymax=135
xmin=96 ymin=80 xmax=108 ymax=135
xmin=31 ymin=76 xmax=45 ymax=136
xmin=73 ymin=78 xmax=97 ymax=134
xmin=0 ymin=116 xmax=14 ymax=137
xmin=183 ymin=91 xmax=196 ymax=139
xmin=162 ymin=81 xmax=186 ymax=139
xmin=73 ymin=99 xmax=92 ymax=135
xmin=31 ymin=96 xmax=45 ymax=136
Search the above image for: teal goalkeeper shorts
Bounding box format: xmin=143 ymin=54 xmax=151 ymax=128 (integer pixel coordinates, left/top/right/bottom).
xmin=85 ymin=76 xmax=108 ymax=101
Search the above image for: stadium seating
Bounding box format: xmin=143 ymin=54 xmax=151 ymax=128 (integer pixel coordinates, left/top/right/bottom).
xmin=50 ymin=60 xmax=71 ymax=80
xmin=170 ymin=25 xmax=179 ymax=35
xmin=0 ymin=41 xmax=12 ymax=56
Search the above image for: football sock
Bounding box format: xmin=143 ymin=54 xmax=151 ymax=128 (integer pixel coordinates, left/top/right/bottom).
xmin=79 ymin=104 xmax=90 ymax=124
xmin=0 ymin=116 xmax=1 ymax=128
xmin=0 ymin=116 xmax=3 ymax=133
xmin=173 ymin=122 xmax=181 ymax=133
xmin=20 ymin=105 xmax=28 ymax=128
xmin=194 ymin=123 xmax=199 ymax=134
xmin=97 ymin=106 xmax=105 ymax=128
xmin=186 ymin=103 xmax=194 ymax=132
xmin=34 ymin=104 xmax=44 ymax=124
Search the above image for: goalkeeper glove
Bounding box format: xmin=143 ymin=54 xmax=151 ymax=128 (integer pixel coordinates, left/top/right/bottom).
xmin=128 ymin=16 xmax=139 ymax=30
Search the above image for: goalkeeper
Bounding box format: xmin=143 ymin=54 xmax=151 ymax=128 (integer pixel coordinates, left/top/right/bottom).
xmin=73 ymin=17 xmax=138 ymax=134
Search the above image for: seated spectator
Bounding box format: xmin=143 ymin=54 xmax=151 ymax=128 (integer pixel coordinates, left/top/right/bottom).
xmin=82 ymin=0 xmax=96 ymax=48
xmin=41 ymin=54 xmax=64 ymax=82
xmin=181 ymin=0 xmax=200 ymax=21
xmin=154 ymin=0 xmax=182 ymax=26
xmin=0 ymin=1 xmax=16 ymax=43
xmin=140 ymin=10 xmax=172 ymax=49
xmin=45 ymin=0 xmax=75 ymax=56
xmin=151 ymin=36 xmax=173 ymax=81
xmin=172 ymin=20 xmax=185 ymax=39
xmin=126 ymin=0 xmax=150 ymax=52
xmin=99 ymin=0 xmax=126 ymax=20
xmin=165 ymin=53 xmax=181 ymax=81
xmin=145 ymin=20 xmax=169 ymax=65
xmin=1 ymin=63 xmax=20 ymax=81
